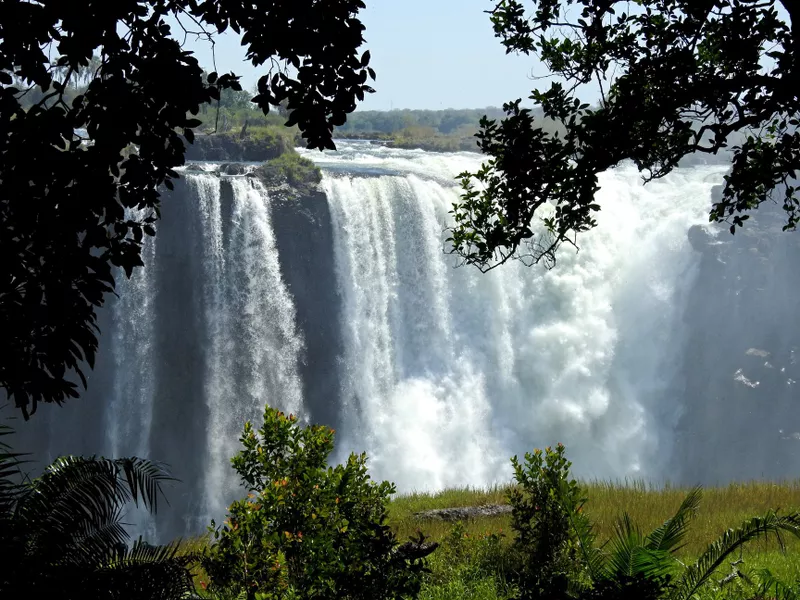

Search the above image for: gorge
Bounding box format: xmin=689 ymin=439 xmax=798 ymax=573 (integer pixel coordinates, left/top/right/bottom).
xmin=8 ymin=142 xmax=800 ymax=540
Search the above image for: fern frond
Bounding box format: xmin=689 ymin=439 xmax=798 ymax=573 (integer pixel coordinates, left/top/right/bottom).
xmin=673 ymin=511 xmax=800 ymax=600
xmin=646 ymin=486 xmax=701 ymax=554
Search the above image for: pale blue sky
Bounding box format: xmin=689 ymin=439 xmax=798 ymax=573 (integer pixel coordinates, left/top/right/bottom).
xmin=183 ymin=0 xmax=540 ymax=111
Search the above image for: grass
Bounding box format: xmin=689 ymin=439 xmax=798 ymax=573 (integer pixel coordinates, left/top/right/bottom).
xmin=390 ymin=480 xmax=800 ymax=600
xmin=391 ymin=480 xmax=800 ymax=553
xmin=183 ymin=480 xmax=800 ymax=599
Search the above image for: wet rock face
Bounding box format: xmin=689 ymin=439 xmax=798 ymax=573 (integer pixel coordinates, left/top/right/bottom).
xmin=267 ymin=188 xmax=343 ymax=432
xmin=674 ymin=185 xmax=800 ymax=483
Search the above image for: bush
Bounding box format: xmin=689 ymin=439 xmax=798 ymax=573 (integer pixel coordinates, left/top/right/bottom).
xmin=201 ymin=407 xmax=429 ymax=600
xmin=508 ymin=444 xmax=588 ymax=600
xmin=256 ymin=152 xmax=322 ymax=197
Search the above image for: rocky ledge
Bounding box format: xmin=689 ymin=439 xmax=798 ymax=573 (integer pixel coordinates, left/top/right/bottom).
xmin=413 ymin=504 xmax=512 ymax=521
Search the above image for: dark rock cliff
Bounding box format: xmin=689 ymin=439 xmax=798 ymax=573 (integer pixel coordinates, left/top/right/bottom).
xmin=184 ymin=132 xmax=295 ymax=162
xmin=266 ymin=179 xmax=343 ymax=432
xmin=673 ymin=185 xmax=800 ymax=483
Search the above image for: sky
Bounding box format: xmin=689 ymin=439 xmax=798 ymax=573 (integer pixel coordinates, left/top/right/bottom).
xmin=183 ymin=0 xmax=541 ymax=111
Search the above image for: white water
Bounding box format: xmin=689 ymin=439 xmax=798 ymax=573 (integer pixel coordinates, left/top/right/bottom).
xmin=107 ymin=234 xmax=157 ymax=460
xmin=196 ymin=174 xmax=305 ymax=522
xmin=302 ymin=142 xmax=727 ymax=491
xmin=103 ymin=173 xmax=305 ymax=532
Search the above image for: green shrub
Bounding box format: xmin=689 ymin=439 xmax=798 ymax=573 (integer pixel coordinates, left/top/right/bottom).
xmin=201 ymin=407 xmax=428 ymax=600
xmin=255 ymin=152 xmax=322 ymax=197
xmin=508 ymin=443 xmax=588 ymax=600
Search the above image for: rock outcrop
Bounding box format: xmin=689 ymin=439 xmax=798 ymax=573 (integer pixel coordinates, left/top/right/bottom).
xmin=184 ymin=132 xmax=295 ymax=162
xmin=413 ymin=504 xmax=512 ymax=521
xmin=267 ymin=182 xmax=343 ymax=431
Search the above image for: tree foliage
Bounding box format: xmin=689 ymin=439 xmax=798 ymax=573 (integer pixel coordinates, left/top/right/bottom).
xmin=0 ymin=0 xmax=375 ymax=418
xmin=508 ymin=444 xmax=589 ymax=600
xmin=201 ymin=407 xmax=430 ymax=600
xmin=451 ymin=0 xmax=800 ymax=270
xmin=0 ymin=425 xmax=194 ymax=599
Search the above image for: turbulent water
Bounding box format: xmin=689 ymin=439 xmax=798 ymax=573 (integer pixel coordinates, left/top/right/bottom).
xmin=12 ymin=142 xmax=751 ymax=538
xmin=300 ymin=144 xmax=727 ymax=490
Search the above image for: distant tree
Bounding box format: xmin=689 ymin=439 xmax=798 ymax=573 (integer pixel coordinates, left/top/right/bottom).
xmin=0 ymin=0 xmax=375 ymax=418
xmin=451 ymin=0 xmax=800 ymax=270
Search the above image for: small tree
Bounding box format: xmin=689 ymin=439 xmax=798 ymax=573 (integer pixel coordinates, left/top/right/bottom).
xmin=201 ymin=407 xmax=429 ymax=600
xmin=508 ymin=443 xmax=591 ymax=600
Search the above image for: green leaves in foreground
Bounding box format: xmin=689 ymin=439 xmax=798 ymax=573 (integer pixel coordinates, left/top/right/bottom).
xmin=509 ymin=444 xmax=800 ymax=600
xmin=0 ymin=425 xmax=193 ymax=599
xmin=201 ymin=406 xmax=430 ymax=600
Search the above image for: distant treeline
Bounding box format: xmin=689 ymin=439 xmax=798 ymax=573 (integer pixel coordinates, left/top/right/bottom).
xmin=15 ymin=65 xmax=566 ymax=153
xmin=334 ymin=107 xmax=509 ymax=136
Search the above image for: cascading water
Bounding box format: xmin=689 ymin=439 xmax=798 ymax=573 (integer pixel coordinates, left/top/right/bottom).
xmin=196 ymin=173 xmax=305 ymax=523
xmin=107 ymin=233 xmax=157 ymax=461
xmin=301 ymin=143 xmax=728 ymax=491
xmin=9 ymin=168 xmax=306 ymax=539
xmin=20 ymin=139 xmax=796 ymax=539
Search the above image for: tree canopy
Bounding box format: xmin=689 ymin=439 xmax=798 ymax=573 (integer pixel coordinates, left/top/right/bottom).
xmin=0 ymin=0 xmax=374 ymax=418
xmin=450 ymin=0 xmax=800 ymax=270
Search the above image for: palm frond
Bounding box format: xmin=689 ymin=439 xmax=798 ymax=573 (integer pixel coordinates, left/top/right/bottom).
xmin=57 ymin=505 xmax=130 ymax=567
xmin=89 ymin=537 xmax=196 ymax=600
xmin=605 ymin=513 xmax=644 ymax=578
xmin=752 ymin=567 xmax=800 ymax=600
xmin=117 ymin=457 xmax=176 ymax=513
xmin=646 ymin=486 xmax=701 ymax=554
xmin=16 ymin=456 xmax=173 ymax=566
xmin=603 ymin=512 xmax=677 ymax=583
xmin=672 ymin=511 xmax=800 ymax=600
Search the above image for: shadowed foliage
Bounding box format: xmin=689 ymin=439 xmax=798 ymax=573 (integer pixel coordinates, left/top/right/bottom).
xmin=451 ymin=0 xmax=800 ymax=270
xmin=0 ymin=0 xmax=374 ymax=419
xmin=0 ymin=425 xmax=195 ymax=599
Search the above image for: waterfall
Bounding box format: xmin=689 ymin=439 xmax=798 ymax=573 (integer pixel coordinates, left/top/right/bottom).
xmin=197 ymin=174 xmax=305 ymax=523
xmin=106 ymin=233 xmax=157 ymax=460
xmin=304 ymin=143 xmax=728 ymax=491
xmin=17 ymin=141 xmax=766 ymax=538
xmin=34 ymin=169 xmax=307 ymax=537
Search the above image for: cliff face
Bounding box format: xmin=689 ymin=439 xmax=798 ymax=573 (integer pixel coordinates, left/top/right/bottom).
xmin=267 ymin=185 xmax=343 ymax=432
xmin=184 ymin=132 xmax=294 ymax=162
xmin=674 ymin=185 xmax=800 ymax=483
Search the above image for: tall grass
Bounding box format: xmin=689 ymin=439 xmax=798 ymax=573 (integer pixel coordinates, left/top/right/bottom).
xmin=391 ymin=480 xmax=800 ymax=556
xmin=186 ymin=480 xmax=800 ymax=599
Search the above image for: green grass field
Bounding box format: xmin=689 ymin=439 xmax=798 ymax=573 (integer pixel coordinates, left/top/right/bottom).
xmin=390 ymin=481 xmax=800 ymax=600
xmin=185 ymin=480 xmax=800 ymax=599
